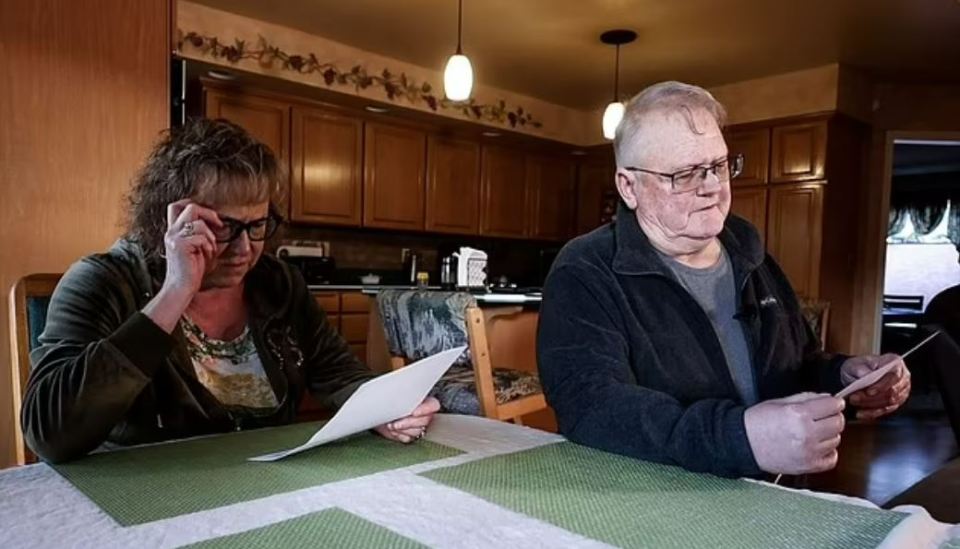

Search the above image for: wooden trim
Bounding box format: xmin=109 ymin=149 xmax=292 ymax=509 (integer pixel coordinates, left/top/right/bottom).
xmin=8 ymin=273 xmax=61 ymax=466
xmin=465 ymin=307 xmax=499 ymax=418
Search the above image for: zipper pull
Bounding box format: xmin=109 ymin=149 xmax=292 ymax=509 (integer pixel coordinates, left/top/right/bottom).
xmin=234 ymin=417 xmax=242 ymax=432
xmin=156 ymin=413 xmax=164 ymax=429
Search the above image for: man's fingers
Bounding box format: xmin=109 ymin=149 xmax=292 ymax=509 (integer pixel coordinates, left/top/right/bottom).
xmin=812 ymin=412 xmax=845 ymax=440
xmin=801 ymin=395 xmax=845 ymax=421
xmin=810 ymin=450 xmax=839 ymax=473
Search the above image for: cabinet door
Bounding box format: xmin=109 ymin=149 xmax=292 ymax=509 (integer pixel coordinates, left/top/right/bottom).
xmin=725 ymin=128 xmax=770 ymax=186
xmin=290 ymin=106 xmax=363 ymax=225
xmin=729 ymin=187 xmax=768 ymax=243
xmin=479 ymin=146 xmax=529 ymax=238
xmin=205 ymin=89 xmax=289 ymax=170
xmin=767 ymin=183 xmax=824 ymax=297
xmin=363 ymin=123 xmax=427 ymax=230
xmin=770 ymin=121 xmax=827 ymax=183
xmin=529 ymin=155 xmax=576 ymax=241
xmin=425 ymin=136 xmax=480 ymax=234
xmin=576 ymin=162 xmax=616 ymax=234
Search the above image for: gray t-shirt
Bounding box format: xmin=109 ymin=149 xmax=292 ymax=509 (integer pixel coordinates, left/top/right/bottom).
xmin=660 ymin=247 xmax=758 ymax=405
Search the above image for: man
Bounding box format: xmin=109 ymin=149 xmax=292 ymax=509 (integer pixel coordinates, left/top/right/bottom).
xmin=537 ymin=81 xmax=910 ymax=478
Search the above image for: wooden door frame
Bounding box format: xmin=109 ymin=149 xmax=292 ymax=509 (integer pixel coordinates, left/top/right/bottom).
xmin=858 ymin=130 xmax=960 ymax=353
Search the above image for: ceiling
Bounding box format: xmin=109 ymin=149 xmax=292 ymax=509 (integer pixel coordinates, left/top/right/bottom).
xmin=194 ymin=0 xmax=960 ymax=110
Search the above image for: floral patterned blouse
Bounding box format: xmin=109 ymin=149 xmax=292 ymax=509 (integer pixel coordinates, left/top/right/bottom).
xmin=180 ymin=315 xmax=279 ymax=416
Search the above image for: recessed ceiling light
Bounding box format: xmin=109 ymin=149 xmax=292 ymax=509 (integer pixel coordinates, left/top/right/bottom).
xmin=364 ymin=105 xmax=390 ymax=113
xmin=207 ymin=69 xmax=236 ymax=81
xmin=481 ymin=131 xmax=501 ymax=137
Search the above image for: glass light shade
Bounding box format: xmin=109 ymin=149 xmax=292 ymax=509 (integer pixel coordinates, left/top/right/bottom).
xmin=602 ymin=101 xmax=625 ymax=140
xmin=444 ymin=54 xmax=474 ymax=101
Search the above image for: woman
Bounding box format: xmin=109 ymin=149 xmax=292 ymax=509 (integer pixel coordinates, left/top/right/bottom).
xmin=22 ymin=118 xmax=439 ymax=463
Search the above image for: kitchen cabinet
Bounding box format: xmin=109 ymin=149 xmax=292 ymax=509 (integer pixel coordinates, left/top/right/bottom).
xmin=290 ymin=106 xmax=363 ymax=226
xmin=770 ymin=121 xmax=827 ymax=183
xmin=729 ymin=186 xmax=768 ymax=242
xmin=204 ymin=89 xmax=289 ymax=172
xmin=479 ymin=145 xmax=529 ymax=238
xmin=363 ymin=122 xmax=427 ymax=230
xmin=527 ymin=155 xmax=576 ymax=241
xmin=575 ymin=162 xmax=616 ymax=235
xmin=425 ymin=136 xmax=481 ymax=235
xmin=725 ymin=127 xmax=770 ymax=187
xmin=766 ymin=182 xmax=824 ymax=298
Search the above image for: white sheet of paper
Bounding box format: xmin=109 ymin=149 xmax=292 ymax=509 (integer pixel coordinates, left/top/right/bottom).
xmin=249 ymin=346 xmax=466 ymax=462
xmin=835 ymin=359 xmax=898 ymax=399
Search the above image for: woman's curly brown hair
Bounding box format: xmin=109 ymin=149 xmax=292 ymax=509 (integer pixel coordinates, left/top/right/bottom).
xmin=126 ymin=118 xmax=284 ymax=260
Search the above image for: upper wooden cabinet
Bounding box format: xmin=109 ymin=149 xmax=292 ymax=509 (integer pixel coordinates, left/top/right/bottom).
xmin=766 ymin=182 xmax=824 ymax=297
xmin=480 ymin=146 xmax=529 ymax=238
xmin=528 ymin=155 xmax=576 ymax=241
xmin=290 ymin=106 xmax=363 ymax=226
xmin=725 ymin=128 xmax=770 ymax=187
xmin=425 ymin=136 xmax=481 ymax=235
xmin=576 ymin=162 xmax=616 ymax=235
xmin=363 ymin=122 xmax=427 ymax=230
xmin=205 ymin=90 xmax=290 ymax=168
xmin=729 ymin=187 xmax=768 ymax=243
xmin=770 ymin=121 xmax=827 ymax=183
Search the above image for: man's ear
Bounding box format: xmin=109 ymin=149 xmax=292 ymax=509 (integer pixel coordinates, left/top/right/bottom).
xmin=615 ymin=170 xmax=639 ymax=210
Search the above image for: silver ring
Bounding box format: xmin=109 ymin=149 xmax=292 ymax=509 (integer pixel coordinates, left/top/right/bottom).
xmin=181 ymin=221 xmax=195 ymax=237
xmin=415 ymin=427 xmax=426 ymax=441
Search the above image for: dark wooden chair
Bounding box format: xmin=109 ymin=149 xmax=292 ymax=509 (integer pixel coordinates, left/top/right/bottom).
xmin=8 ymin=273 xmax=61 ymax=466
xmin=882 ymin=294 xmax=925 ymax=311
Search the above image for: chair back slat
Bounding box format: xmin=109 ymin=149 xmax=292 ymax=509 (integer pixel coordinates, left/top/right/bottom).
xmin=8 ymin=273 xmax=61 ymax=465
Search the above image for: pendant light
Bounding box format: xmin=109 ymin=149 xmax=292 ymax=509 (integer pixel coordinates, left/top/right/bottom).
xmin=600 ymin=29 xmax=637 ymax=140
xmin=444 ymin=0 xmax=473 ymax=101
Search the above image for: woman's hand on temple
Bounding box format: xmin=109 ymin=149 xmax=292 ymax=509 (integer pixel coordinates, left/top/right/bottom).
xmin=143 ymin=200 xmax=223 ymax=333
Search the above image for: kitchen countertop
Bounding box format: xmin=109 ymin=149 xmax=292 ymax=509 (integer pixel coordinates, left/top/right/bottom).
xmin=307 ymin=285 xmax=543 ymax=304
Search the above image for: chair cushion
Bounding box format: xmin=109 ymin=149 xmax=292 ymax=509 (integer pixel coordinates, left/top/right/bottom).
xmin=377 ymin=290 xmax=475 ymax=365
xmin=27 ymin=295 xmax=52 ymax=353
xmin=431 ymin=363 xmax=543 ymax=416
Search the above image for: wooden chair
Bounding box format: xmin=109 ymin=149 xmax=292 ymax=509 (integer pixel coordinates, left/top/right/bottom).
xmin=8 ymin=273 xmax=61 ymax=465
xmin=370 ymin=293 xmax=547 ymax=425
xmin=462 ymin=305 xmax=548 ymax=424
xmin=883 ymin=294 xmax=925 ymax=311
xmin=798 ymin=297 xmax=830 ymax=351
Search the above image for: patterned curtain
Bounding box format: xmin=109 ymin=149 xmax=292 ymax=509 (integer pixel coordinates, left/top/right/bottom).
xmin=888 ymin=206 xmax=908 ymax=236
xmin=908 ymin=202 xmax=948 ymax=235
xmin=949 ymin=198 xmax=960 ymax=252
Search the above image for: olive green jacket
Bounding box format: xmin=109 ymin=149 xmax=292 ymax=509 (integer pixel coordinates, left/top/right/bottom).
xmin=22 ymin=239 xmax=374 ymax=463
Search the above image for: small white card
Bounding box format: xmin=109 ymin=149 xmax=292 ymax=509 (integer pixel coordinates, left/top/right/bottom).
xmin=249 ymin=346 xmax=466 ymax=462
xmin=835 ymin=359 xmax=898 ymax=399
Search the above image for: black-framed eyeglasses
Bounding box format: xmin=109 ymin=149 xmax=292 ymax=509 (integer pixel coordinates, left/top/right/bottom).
xmin=213 ymin=213 xmax=281 ymax=243
xmin=624 ymin=153 xmax=744 ymax=194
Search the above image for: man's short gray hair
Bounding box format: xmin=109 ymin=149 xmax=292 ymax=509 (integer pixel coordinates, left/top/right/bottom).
xmin=613 ymin=81 xmax=727 ymax=167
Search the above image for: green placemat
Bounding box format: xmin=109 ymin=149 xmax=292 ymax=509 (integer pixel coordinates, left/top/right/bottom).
xmin=53 ymin=422 xmax=460 ymax=526
xmin=181 ymin=508 xmax=424 ymax=549
xmin=422 ymin=442 xmax=906 ymax=549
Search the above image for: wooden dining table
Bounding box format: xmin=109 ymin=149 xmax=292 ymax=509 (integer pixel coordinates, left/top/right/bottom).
xmin=0 ymin=414 xmax=956 ymax=548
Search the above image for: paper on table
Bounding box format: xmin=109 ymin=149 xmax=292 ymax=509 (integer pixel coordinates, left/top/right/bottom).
xmin=835 ymin=359 xmax=899 ymax=399
xmin=249 ymin=346 xmax=466 ymax=462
